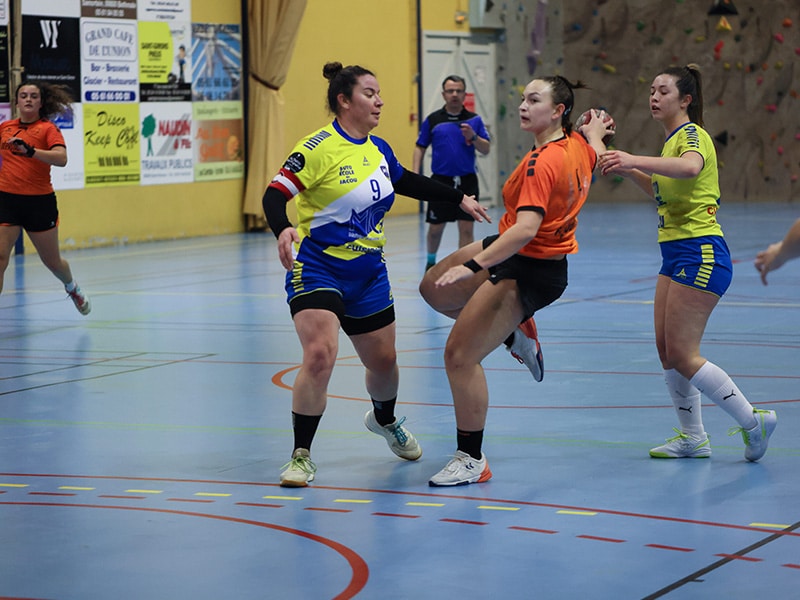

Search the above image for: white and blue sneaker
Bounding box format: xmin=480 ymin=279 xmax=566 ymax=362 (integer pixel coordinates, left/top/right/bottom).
xmin=429 ymin=451 xmax=492 ymax=487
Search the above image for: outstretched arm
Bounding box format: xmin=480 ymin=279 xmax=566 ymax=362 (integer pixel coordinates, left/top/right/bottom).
xmin=599 ymin=149 xmax=703 ymax=200
xmin=754 ymin=218 xmax=800 ymax=285
xmin=394 ymin=168 xmax=491 ymax=223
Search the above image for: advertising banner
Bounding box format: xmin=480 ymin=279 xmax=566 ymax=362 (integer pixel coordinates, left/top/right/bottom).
xmin=140 ymin=101 xmax=193 ymax=185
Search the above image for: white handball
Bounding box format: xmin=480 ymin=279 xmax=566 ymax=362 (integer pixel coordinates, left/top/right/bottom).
xmin=575 ymin=108 xmax=616 ymax=145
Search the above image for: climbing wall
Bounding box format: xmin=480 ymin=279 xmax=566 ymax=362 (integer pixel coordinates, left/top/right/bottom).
xmin=492 ymin=0 xmax=799 ymax=203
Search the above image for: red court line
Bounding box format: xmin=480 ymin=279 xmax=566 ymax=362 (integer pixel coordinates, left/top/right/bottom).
xmin=577 ymin=534 xmax=626 ymax=543
xmin=167 ymin=498 xmax=214 ymax=503
xmin=98 ymin=495 xmax=146 ymax=500
xmin=372 ymin=512 xmax=420 ymax=519
xmin=715 ymin=554 xmax=762 ymax=562
xmin=236 ymin=502 xmax=283 ymax=508
xmin=509 ymin=526 xmax=558 ymax=535
xmin=440 ymin=518 xmax=487 ymax=526
xmin=304 ymin=507 xmax=351 ymax=513
xmin=0 ymin=501 xmax=368 ymax=600
xmin=782 ymin=563 xmax=800 ymax=569
xmin=645 ymin=543 xmax=694 ymax=553
xmin=28 ymin=492 xmax=75 ymax=497
xmin=3 ymin=472 xmax=799 ymax=540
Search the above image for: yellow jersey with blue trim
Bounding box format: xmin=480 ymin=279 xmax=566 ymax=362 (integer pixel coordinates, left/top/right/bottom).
xmin=652 ymin=122 xmax=723 ymax=243
xmin=269 ymin=120 xmax=405 ymax=263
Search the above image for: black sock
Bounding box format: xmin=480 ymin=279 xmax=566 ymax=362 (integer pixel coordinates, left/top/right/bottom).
xmin=371 ymin=397 xmax=397 ymax=427
xmin=457 ymin=428 xmax=484 ymax=460
xmin=503 ymin=332 xmax=514 ymax=348
xmin=292 ymin=412 xmax=322 ymax=452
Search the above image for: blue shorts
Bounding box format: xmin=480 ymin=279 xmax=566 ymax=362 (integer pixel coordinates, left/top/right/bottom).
xmin=659 ymin=235 xmax=732 ymax=297
xmin=285 ymin=241 xmax=394 ymax=335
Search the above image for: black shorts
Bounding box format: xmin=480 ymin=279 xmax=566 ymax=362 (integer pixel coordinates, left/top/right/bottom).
xmin=0 ymin=191 xmax=59 ymax=232
xmin=425 ymin=173 xmax=479 ymax=224
xmin=482 ymin=234 xmax=568 ymax=320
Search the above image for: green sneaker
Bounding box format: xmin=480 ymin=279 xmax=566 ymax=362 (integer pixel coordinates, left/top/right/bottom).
xmin=650 ymin=428 xmax=711 ymax=458
xmin=279 ymin=448 xmax=317 ymax=487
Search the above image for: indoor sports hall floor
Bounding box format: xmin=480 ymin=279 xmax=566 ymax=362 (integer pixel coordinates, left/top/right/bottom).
xmin=1 ymin=201 xmax=798 ymax=599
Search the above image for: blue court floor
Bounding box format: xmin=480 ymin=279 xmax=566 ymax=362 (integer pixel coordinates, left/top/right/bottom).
xmin=0 ymin=201 xmax=798 ymax=599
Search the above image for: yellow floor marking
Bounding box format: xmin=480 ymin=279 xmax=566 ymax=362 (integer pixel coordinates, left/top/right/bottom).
xmin=406 ymin=502 xmax=445 ymax=507
xmin=750 ymin=522 xmax=790 ymax=529
xmin=125 ymin=489 xmax=163 ymax=494
xmin=58 ymin=486 xmax=95 ymax=491
xmin=557 ymin=510 xmax=597 ymax=516
xmin=263 ymin=495 xmax=302 ymax=501
xmin=477 ymin=505 xmax=520 ymax=512
xmin=194 ymin=492 xmax=232 ymax=497
xmin=0 ymin=483 xmax=29 ymax=488
xmin=334 ymin=499 xmax=372 ymax=504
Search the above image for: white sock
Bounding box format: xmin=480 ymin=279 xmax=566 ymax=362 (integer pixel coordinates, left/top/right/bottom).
xmin=690 ymin=361 xmax=757 ymax=429
xmin=65 ymin=281 xmax=77 ymax=292
xmin=664 ymin=368 xmax=705 ymax=437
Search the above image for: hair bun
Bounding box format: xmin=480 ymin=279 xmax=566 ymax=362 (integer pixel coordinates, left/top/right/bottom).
xmin=323 ymin=61 xmax=343 ymax=81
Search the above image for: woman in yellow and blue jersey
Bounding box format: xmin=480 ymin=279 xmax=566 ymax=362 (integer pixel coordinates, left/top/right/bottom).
xmin=262 ymin=62 xmax=489 ymax=487
xmin=600 ymin=64 xmax=777 ymax=462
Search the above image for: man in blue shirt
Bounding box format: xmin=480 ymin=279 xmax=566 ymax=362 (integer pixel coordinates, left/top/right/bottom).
xmin=413 ymin=75 xmax=491 ymax=270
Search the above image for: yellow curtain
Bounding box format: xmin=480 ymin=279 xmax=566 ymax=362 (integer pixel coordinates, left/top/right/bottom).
xmin=242 ymin=0 xmax=307 ymax=230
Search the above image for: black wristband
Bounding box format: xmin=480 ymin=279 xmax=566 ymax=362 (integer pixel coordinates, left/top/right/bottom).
xmin=463 ymin=258 xmax=483 ymax=273
xmin=16 ymin=140 xmax=35 ymax=157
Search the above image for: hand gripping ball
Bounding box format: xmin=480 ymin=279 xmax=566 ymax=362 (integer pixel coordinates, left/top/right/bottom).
xmin=575 ymin=108 xmax=616 ymax=145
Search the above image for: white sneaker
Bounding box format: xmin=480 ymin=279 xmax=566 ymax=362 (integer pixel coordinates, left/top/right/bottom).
xmin=649 ymin=428 xmax=711 ymax=458
xmin=280 ymin=448 xmax=316 ymax=487
xmin=364 ymin=410 xmax=422 ymax=460
xmin=429 ymin=450 xmax=492 ymax=487
xmin=730 ymin=409 xmax=777 ymax=462
xmin=507 ymin=319 xmax=543 ymax=382
xmin=66 ymin=284 xmax=91 ymax=315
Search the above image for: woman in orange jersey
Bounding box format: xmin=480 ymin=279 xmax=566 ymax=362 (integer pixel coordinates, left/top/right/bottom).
xmin=0 ymin=82 xmax=89 ymax=315
xmin=419 ymin=76 xmax=613 ymax=486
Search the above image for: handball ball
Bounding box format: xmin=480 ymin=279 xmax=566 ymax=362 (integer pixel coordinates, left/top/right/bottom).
xmin=575 ymin=108 xmax=616 ymax=145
